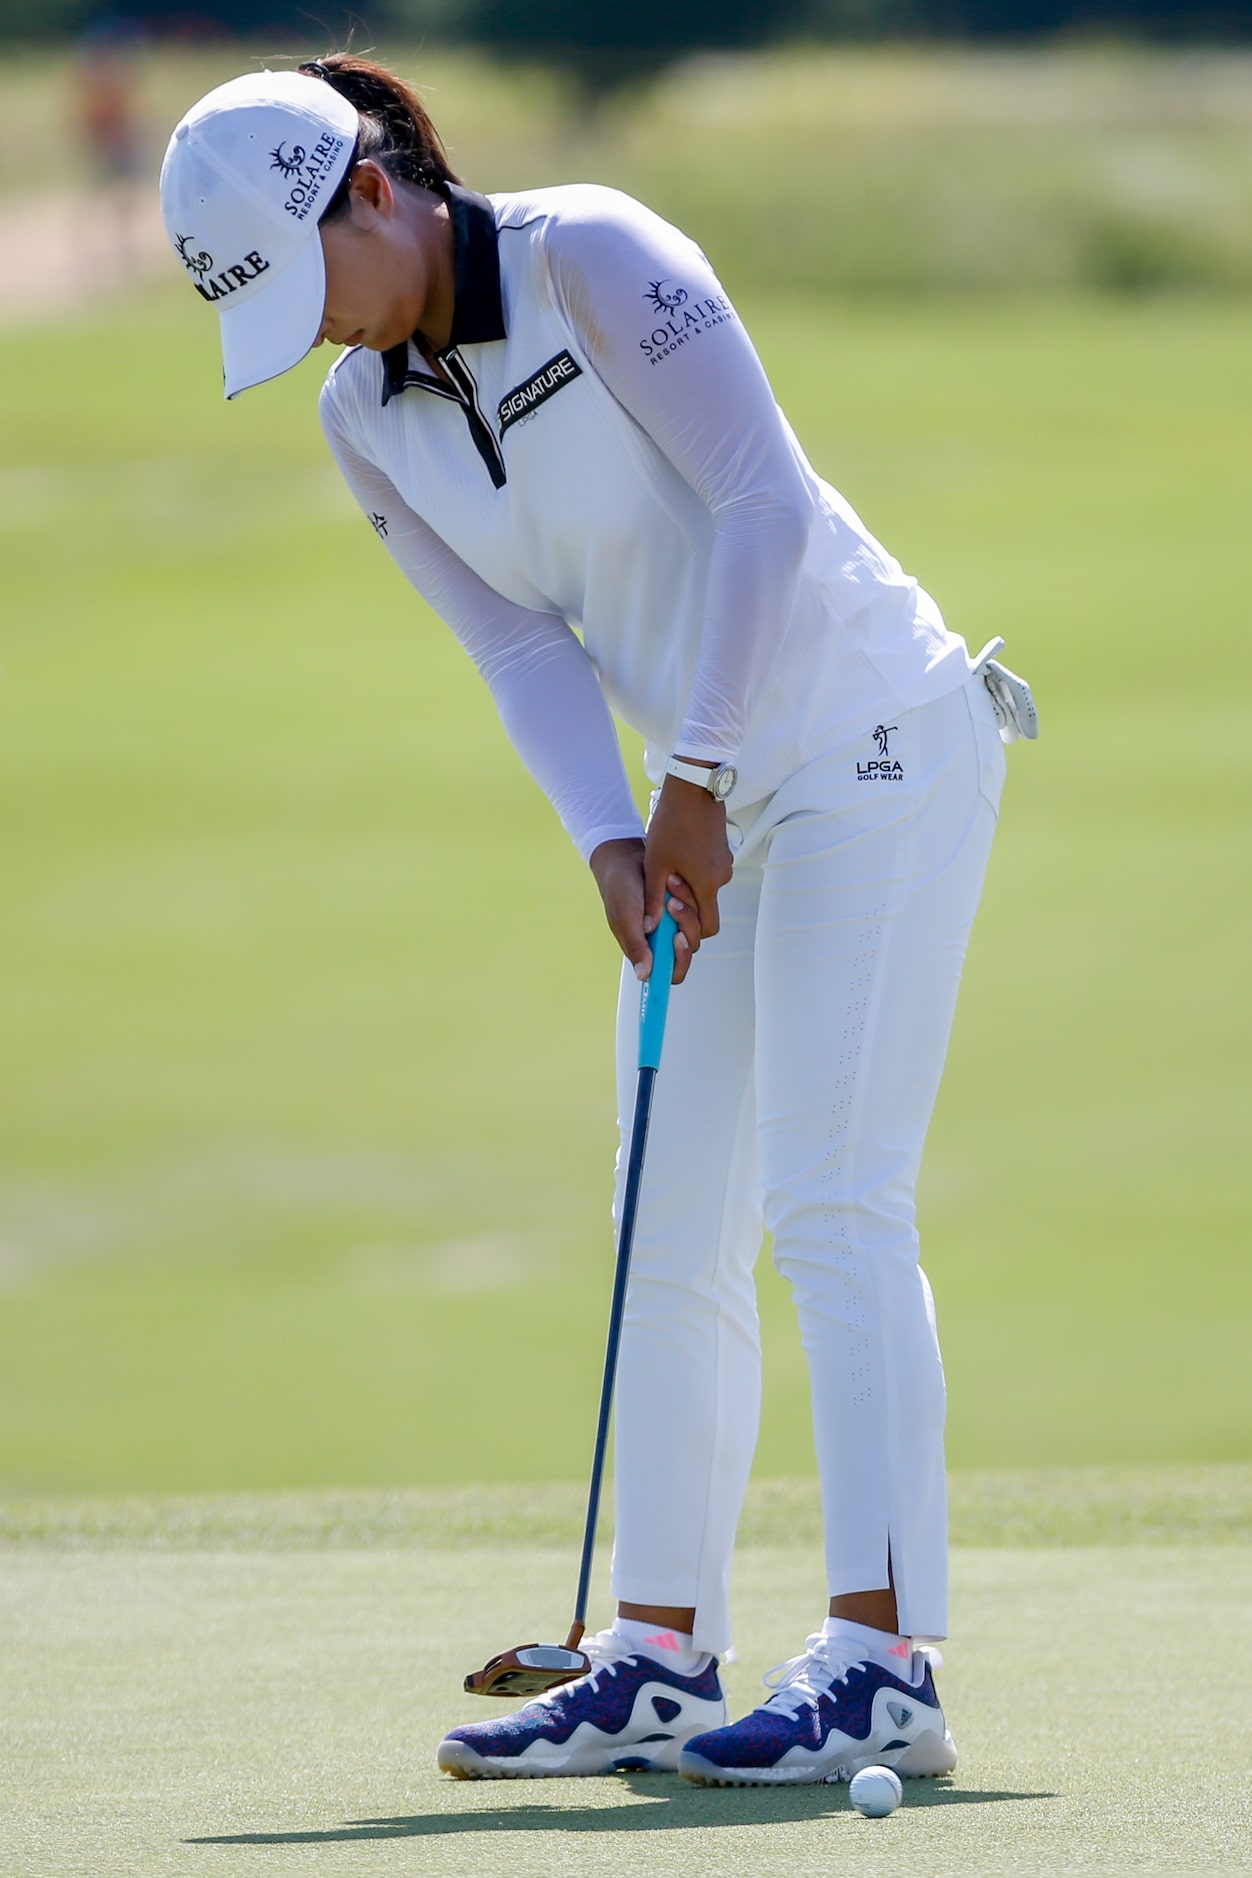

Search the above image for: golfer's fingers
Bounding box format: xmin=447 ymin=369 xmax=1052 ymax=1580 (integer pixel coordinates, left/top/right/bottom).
xmin=613 ymin=902 xmax=654 ymax=981
xmin=664 ymin=874 xmax=701 ymax=985
xmin=641 ymin=865 xmax=669 ymax=941
xmin=597 ymin=863 xmax=653 ymax=981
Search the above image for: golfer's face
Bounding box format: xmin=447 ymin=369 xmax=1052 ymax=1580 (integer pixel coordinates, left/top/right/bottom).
xmin=314 ymin=182 xmax=430 ymax=355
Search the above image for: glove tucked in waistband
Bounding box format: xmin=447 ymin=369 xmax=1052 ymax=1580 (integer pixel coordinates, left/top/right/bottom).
xmin=970 ymin=637 xmax=1039 ymax=745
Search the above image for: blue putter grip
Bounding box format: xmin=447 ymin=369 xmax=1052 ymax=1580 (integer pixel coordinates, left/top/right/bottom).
xmin=637 ymin=909 xmax=678 ymax=1071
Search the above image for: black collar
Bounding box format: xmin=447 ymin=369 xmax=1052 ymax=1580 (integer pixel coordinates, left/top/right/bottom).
xmin=381 ymin=183 xmax=505 ymax=405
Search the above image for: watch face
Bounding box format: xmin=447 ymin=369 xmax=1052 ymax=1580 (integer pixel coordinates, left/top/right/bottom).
xmin=713 ymin=765 xmax=737 ymax=800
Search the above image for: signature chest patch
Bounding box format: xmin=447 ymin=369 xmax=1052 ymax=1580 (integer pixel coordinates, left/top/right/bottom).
xmin=498 ymin=351 xmax=582 ymax=437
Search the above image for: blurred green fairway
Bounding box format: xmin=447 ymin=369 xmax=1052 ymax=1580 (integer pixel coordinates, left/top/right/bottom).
xmin=9 ymin=44 xmax=1252 ymax=293
xmin=0 ymin=279 xmax=1249 ymax=1491
xmin=2 ymin=1478 xmax=1250 ymax=1877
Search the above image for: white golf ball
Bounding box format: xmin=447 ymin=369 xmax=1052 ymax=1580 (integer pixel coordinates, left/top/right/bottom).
xmin=849 ymin=1765 xmax=903 ymax=1817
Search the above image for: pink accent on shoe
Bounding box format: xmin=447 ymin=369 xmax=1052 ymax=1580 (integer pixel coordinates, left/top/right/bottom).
xmin=887 ymin=1640 xmax=911 ymax=1658
xmin=644 ymin=1630 xmax=681 ymax=1652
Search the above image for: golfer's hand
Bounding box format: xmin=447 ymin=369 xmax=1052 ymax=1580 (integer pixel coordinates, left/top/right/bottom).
xmin=642 ymin=774 xmax=734 ymax=956
xmin=589 ymin=836 xmax=703 ymax=986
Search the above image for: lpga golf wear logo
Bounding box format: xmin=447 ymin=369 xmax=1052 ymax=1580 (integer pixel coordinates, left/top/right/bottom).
xmin=639 ymin=278 xmax=739 ymax=365
xmin=272 ymin=129 xmax=349 ymax=221
xmin=498 ymin=351 xmax=583 ymax=436
xmin=858 ymin=724 xmax=903 ymax=780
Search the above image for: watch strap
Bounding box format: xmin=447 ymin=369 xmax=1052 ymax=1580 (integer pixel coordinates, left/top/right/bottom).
xmin=666 ymin=757 xmax=720 ymax=791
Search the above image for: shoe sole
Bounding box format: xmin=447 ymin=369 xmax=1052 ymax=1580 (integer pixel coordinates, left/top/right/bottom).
xmin=438 ymin=1734 xmax=690 ymax=1780
xmin=678 ymin=1728 xmax=958 ymax=1788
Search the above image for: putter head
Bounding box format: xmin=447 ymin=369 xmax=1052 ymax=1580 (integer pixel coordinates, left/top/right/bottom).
xmin=464 ymin=1642 xmax=591 ymax=1698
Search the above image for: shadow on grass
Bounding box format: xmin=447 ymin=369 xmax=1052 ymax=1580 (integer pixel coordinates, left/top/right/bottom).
xmin=187 ymin=1774 xmax=1058 ymax=1844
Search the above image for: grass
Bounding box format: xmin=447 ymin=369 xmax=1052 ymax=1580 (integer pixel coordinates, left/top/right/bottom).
xmin=0 ymin=283 xmax=1249 ymax=1492
xmin=6 ymin=43 xmax=1252 ymax=291
xmin=2 ymin=1466 xmax=1250 ymax=1549
xmin=2 ymin=1497 xmax=1250 ymax=1874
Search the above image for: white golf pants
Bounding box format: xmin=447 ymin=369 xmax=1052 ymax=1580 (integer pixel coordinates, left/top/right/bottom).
xmin=609 ymin=672 xmax=1006 ymax=1655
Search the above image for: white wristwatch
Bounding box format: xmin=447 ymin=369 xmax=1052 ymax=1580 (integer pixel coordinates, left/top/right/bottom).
xmin=666 ymin=756 xmax=738 ymax=801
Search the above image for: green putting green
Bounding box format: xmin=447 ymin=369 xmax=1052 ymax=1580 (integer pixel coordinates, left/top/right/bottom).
xmin=2 ymin=1478 xmax=1249 ymax=1875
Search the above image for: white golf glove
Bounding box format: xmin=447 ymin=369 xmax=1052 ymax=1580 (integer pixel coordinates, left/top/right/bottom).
xmin=971 ymin=637 xmax=1039 ymax=744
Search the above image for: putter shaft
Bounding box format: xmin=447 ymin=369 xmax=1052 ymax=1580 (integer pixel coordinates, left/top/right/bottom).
xmin=463 ymin=914 xmax=677 ymax=1697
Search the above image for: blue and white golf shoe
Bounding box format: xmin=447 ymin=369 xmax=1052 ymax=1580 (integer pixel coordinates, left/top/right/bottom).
xmin=437 ymin=1628 xmax=727 ymax=1778
xmin=678 ymin=1632 xmax=957 ymax=1786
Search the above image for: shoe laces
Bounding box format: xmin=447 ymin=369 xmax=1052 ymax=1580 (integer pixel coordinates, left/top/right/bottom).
xmin=760 ymin=1633 xmax=867 ymax=1718
xmin=534 ymin=1627 xmax=633 ymax=1705
xmin=760 ymin=1637 xmax=943 ymax=1718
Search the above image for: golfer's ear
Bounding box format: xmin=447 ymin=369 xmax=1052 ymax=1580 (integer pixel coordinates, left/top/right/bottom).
xmin=349 ymin=160 xmax=393 ymax=221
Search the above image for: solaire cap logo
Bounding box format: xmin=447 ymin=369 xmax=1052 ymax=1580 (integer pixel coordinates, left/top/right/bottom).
xmin=268 ymin=141 xmax=305 ymax=178
xmin=270 ymin=129 xmax=350 ymax=220
xmin=159 ymin=69 xmax=360 ymax=396
xmin=174 ymin=232 xmax=213 ymax=276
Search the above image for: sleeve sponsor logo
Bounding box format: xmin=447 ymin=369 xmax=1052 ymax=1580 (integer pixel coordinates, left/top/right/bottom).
xmin=497 ymin=350 xmax=583 ymax=436
xmin=639 ymin=281 xmax=739 ymax=364
xmin=191 ymin=249 xmax=271 ymax=303
xmin=645 ymin=278 xmax=688 ymax=314
xmin=274 ymin=130 xmax=348 ymax=221
xmin=369 ymin=511 xmax=388 ymax=537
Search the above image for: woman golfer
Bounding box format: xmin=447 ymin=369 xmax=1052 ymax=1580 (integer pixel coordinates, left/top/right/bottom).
xmin=162 ymin=56 xmax=1033 ymax=1785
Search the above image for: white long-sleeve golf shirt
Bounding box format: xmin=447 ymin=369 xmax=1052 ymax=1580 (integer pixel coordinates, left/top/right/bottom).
xmin=319 ymin=182 xmax=970 ymax=859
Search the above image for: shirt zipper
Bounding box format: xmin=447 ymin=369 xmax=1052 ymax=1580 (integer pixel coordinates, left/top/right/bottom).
xmin=393 ymin=346 xmax=507 ymax=490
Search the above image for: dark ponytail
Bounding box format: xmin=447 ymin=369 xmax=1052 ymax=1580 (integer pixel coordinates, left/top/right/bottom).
xmin=299 ymin=53 xmax=461 ymax=218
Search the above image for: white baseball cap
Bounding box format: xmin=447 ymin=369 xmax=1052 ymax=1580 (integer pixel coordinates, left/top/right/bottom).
xmin=160 ymin=71 xmax=359 ymax=398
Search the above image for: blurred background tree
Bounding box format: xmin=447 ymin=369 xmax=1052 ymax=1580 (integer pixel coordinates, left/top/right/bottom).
xmin=463 ymin=0 xmax=793 ymax=97
xmin=5 ymin=0 xmax=1252 ymax=59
